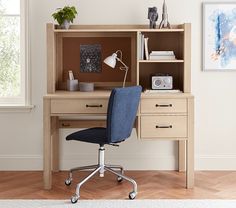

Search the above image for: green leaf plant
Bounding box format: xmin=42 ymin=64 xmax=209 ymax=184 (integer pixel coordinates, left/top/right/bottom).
xmin=52 ymin=6 xmax=77 ymax=26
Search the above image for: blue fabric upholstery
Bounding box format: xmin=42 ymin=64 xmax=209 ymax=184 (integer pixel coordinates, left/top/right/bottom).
xmin=66 ymin=86 xmax=142 ymax=145
xmin=106 ymin=86 xmax=142 ymax=143
xmin=66 ymin=127 xmax=107 ymax=144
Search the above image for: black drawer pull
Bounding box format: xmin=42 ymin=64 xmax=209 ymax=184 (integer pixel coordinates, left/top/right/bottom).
xmin=156 ymin=125 xmax=172 ymax=129
xmin=156 ymin=104 xmax=172 ymax=107
xmin=62 ymin=123 xmax=71 ymax=127
xmin=86 ymin=104 xmax=103 ymax=108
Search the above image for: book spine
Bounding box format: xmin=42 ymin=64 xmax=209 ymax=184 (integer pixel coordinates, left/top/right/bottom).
xmin=139 ymin=33 xmax=142 ymax=60
xmin=144 ymin=37 xmax=149 ymax=60
xmin=141 ymin=34 xmax=144 ymax=60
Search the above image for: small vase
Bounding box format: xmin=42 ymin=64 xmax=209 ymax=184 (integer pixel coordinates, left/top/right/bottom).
xmin=61 ymin=20 xmax=70 ymax=30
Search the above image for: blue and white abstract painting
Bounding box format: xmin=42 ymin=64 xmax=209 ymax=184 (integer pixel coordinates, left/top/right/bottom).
xmin=204 ymin=3 xmax=236 ymax=70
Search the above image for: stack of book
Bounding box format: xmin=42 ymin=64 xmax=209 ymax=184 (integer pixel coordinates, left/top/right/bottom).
xmin=149 ymin=51 xmax=176 ymax=60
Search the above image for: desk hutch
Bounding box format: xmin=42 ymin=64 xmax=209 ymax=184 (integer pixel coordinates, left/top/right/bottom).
xmin=43 ymin=23 xmax=194 ymax=190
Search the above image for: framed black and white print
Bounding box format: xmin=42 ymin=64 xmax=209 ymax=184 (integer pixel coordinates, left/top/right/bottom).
xmin=80 ymin=44 xmax=101 ymax=73
xmin=203 ymin=2 xmax=236 ymax=71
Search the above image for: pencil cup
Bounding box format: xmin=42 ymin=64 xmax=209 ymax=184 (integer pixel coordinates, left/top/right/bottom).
xmin=67 ymin=79 xmax=79 ymax=91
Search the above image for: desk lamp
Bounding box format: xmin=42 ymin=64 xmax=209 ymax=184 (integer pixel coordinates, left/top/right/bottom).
xmin=104 ymin=50 xmax=129 ymax=88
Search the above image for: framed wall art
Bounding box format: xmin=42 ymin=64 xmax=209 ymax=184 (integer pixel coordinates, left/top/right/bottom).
xmin=80 ymin=44 xmax=101 ymax=73
xmin=203 ymin=2 xmax=236 ymax=71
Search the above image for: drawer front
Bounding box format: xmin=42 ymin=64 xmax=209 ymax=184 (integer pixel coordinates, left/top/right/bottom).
xmin=51 ymin=99 xmax=108 ymax=114
xmin=141 ymin=115 xmax=187 ymax=138
xmin=141 ymin=99 xmax=187 ymax=113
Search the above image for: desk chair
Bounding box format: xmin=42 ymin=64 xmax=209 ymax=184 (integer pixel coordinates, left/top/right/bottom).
xmin=65 ymin=86 xmax=142 ymax=203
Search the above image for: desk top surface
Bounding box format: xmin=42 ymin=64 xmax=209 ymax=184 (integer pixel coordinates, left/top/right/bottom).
xmin=44 ymin=91 xmax=194 ymax=99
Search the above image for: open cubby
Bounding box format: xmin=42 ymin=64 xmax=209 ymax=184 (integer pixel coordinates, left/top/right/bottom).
xmin=139 ymin=63 xmax=184 ymax=91
xmin=141 ymin=32 xmax=184 ymax=60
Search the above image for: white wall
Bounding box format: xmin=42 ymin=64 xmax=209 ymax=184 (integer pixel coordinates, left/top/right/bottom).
xmin=1 ymin=0 xmax=236 ymax=171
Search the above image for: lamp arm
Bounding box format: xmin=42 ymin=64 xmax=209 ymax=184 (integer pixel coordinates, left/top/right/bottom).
xmin=122 ymin=66 xmax=129 ymax=88
xmin=115 ymin=50 xmax=123 ymax=60
xmin=116 ymin=57 xmax=128 ymax=69
xmin=116 ymin=57 xmax=129 ymax=87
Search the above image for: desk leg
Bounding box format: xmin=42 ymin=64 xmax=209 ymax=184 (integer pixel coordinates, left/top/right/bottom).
xmin=43 ymin=98 xmax=52 ymax=189
xmin=178 ymin=141 xmax=186 ymax=172
xmin=52 ymin=117 xmax=59 ymax=172
xmin=186 ymin=98 xmax=194 ymax=188
xmin=186 ymin=138 xmax=194 ymax=188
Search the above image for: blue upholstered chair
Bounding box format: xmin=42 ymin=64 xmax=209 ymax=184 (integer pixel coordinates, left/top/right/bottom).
xmin=65 ymin=86 xmax=142 ymax=203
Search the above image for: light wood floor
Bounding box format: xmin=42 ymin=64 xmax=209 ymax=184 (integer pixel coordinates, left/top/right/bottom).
xmin=0 ymin=171 xmax=236 ymax=199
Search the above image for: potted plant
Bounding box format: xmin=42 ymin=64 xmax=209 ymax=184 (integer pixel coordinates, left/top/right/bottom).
xmin=52 ymin=6 xmax=77 ymax=29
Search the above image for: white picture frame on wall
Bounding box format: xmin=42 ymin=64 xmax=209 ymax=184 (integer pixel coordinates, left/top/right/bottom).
xmin=203 ymin=2 xmax=236 ymax=71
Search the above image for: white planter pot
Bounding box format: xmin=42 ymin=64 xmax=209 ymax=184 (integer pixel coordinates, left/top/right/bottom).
xmin=61 ymin=20 xmax=70 ymax=29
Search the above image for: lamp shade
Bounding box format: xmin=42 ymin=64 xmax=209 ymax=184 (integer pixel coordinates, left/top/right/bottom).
xmin=103 ymin=53 xmax=117 ymax=68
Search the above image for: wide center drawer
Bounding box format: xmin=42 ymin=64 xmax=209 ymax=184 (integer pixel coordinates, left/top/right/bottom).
xmin=141 ymin=115 xmax=187 ymax=138
xmin=141 ymin=98 xmax=187 ymax=113
xmin=51 ymin=99 xmax=108 ymax=114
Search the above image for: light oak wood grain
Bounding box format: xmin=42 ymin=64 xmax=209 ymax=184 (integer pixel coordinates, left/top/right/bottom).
xmin=51 ymin=99 xmax=108 ymax=114
xmin=44 ymin=24 xmax=194 ymax=190
xmin=0 ymin=171 xmax=236 ymax=199
xmin=141 ymin=98 xmax=187 ymax=114
xmin=43 ymin=99 xmax=52 ymax=189
xmin=141 ymin=115 xmax=187 ymax=138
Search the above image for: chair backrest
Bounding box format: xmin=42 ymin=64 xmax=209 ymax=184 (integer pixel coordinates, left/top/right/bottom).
xmin=106 ymin=86 xmax=142 ymax=143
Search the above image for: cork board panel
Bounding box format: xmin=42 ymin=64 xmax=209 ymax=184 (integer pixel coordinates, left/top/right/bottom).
xmin=62 ymin=37 xmax=132 ymax=83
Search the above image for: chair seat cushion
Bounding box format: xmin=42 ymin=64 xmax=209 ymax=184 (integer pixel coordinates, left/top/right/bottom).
xmin=66 ymin=127 xmax=108 ymax=144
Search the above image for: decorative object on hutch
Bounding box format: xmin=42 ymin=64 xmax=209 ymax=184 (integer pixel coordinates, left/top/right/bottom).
xmin=203 ymin=2 xmax=236 ymax=71
xmin=67 ymin=70 xmax=79 ymax=91
xmin=104 ymin=50 xmax=129 ymax=87
xmin=67 ymin=79 xmax=79 ymax=91
xmin=151 ymin=74 xmax=173 ymax=90
xmin=79 ymin=82 xmax=94 ymax=92
xmin=148 ymin=7 xmax=158 ymax=29
xmin=52 ymin=6 xmax=77 ymax=29
xmin=159 ymin=0 xmax=171 ymax=29
xmin=43 ymin=23 xmax=194 ymax=192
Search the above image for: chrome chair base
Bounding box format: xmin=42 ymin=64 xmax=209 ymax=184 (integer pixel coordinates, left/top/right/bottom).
xmin=65 ymin=145 xmax=138 ymax=203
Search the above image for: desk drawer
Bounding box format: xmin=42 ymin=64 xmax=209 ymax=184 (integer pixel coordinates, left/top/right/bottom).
xmin=141 ymin=99 xmax=187 ymax=114
xmin=51 ymin=99 xmax=108 ymax=114
xmin=141 ymin=115 xmax=187 ymax=138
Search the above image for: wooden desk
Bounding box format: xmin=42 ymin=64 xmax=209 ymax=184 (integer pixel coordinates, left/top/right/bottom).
xmin=43 ymin=91 xmax=194 ymax=190
xmin=44 ymin=23 xmax=194 ymax=190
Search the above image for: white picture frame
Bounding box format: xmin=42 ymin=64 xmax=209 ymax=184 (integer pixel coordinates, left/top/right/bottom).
xmin=203 ymin=2 xmax=236 ymax=71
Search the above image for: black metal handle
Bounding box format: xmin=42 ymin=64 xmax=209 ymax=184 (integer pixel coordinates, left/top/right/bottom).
xmin=86 ymin=104 xmax=103 ymax=108
xmin=156 ymin=104 xmax=172 ymax=107
xmin=62 ymin=123 xmax=71 ymax=127
xmin=156 ymin=125 xmax=172 ymax=129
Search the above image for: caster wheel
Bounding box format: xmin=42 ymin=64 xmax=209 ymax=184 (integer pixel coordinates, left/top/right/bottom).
xmin=129 ymin=191 xmax=136 ymax=200
xmin=117 ymin=176 xmax=123 ymax=183
xmin=65 ymin=178 xmax=72 ymax=186
xmin=71 ymin=194 xmax=79 ymax=204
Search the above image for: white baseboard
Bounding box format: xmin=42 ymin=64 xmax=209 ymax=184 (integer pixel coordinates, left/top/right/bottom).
xmin=0 ymin=153 xmax=177 ymax=171
xmin=0 ymin=154 xmax=236 ymax=171
xmin=195 ymin=155 xmax=236 ymax=170
xmin=0 ymin=155 xmax=43 ymax=170
xmin=60 ymin=153 xmax=178 ymax=170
